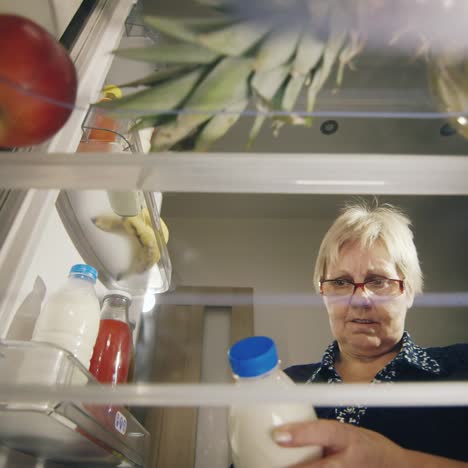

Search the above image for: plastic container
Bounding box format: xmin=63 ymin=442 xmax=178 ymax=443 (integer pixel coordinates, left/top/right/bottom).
xmin=89 ymin=290 xmax=134 ymax=384
xmin=228 ymin=336 xmax=322 ymax=468
xmin=78 ymin=94 xmax=145 ymax=219
xmin=32 ymin=264 xmax=101 ymax=369
xmin=0 ymin=340 xmax=148 ymax=466
xmin=87 ymin=85 xmax=123 ymax=142
xmin=76 ymin=140 xmax=123 ymax=153
xmin=57 ymin=190 xmax=172 ymax=295
xmin=106 ymin=191 xmax=145 ymax=217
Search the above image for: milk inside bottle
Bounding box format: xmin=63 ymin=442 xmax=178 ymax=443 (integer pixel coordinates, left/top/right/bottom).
xmin=228 ymin=336 xmax=322 ymax=468
xmin=32 ymin=264 xmax=101 ymax=369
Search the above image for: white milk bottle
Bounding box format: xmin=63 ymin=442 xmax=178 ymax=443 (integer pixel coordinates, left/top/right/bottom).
xmin=32 ymin=264 xmax=101 ymax=369
xmin=228 ymin=336 xmax=322 ymax=468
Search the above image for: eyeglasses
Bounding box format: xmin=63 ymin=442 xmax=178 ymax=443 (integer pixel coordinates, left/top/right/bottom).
xmin=320 ymin=277 xmax=405 ymax=297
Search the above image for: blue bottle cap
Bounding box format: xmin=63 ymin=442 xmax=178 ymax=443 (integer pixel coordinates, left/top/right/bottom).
xmin=69 ymin=264 xmax=98 ymax=283
xmin=228 ymin=336 xmax=278 ymax=378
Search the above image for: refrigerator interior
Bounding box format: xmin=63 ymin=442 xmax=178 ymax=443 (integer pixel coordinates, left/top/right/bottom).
xmin=1 ymin=0 xmax=468 ymax=466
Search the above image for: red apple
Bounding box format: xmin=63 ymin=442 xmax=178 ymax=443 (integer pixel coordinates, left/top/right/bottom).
xmin=0 ymin=14 xmax=78 ymax=148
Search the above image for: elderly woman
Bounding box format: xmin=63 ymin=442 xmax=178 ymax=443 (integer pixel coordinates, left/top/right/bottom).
xmin=275 ymin=201 xmax=468 ymax=466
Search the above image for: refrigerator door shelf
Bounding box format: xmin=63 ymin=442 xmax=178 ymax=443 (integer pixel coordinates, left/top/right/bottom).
xmin=80 ymin=105 xmax=135 ymax=152
xmin=0 ymin=340 xmax=148 ymax=467
xmin=56 ymin=110 xmax=172 ymax=295
xmin=56 ymin=188 xmax=171 ymax=295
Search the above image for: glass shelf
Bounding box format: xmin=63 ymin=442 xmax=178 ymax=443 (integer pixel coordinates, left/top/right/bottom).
xmin=88 ymin=0 xmax=468 ymax=156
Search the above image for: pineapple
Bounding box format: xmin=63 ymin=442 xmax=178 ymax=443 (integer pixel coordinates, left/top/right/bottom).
xmin=95 ymin=0 xmax=375 ymax=151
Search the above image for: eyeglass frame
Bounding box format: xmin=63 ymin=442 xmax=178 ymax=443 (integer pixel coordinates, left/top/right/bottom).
xmin=319 ymin=277 xmax=405 ymax=297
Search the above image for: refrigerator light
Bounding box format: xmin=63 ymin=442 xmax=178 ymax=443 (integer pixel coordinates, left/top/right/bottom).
xmin=142 ymin=293 xmax=156 ymax=314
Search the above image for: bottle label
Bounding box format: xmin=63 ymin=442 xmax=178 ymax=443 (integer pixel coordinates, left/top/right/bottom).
xmin=115 ymin=411 xmax=127 ymax=435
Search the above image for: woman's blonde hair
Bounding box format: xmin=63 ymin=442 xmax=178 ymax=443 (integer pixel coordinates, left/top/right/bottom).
xmin=313 ymin=200 xmax=423 ymax=296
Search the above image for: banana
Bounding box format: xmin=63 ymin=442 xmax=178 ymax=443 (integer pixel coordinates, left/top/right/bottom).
xmin=160 ymin=218 xmax=170 ymax=244
xmin=92 ymin=214 xmax=123 ymax=232
xmin=92 ymin=208 xmax=169 ymax=279
xmin=140 ymin=208 xmax=169 ymax=243
xmin=123 ymin=213 xmax=161 ymax=271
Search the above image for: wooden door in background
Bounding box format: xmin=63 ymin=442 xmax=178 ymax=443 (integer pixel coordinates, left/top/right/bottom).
xmin=144 ymin=286 xmax=254 ymax=468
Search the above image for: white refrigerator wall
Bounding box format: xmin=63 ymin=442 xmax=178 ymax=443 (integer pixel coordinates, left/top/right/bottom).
xmin=163 ymin=194 xmax=468 ymax=369
xmin=4 ymin=202 xmax=103 ymax=341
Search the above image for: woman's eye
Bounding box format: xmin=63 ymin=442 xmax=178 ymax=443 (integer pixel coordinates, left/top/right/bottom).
xmin=333 ymin=279 xmax=349 ymax=287
xmin=369 ymin=279 xmax=385 ymax=287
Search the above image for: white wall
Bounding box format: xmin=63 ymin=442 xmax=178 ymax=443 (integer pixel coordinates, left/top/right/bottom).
xmin=163 ymin=194 xmax=468 ymax=368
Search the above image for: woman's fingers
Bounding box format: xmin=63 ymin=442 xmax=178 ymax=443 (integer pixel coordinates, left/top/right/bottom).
xmin=272 ymin=419 xmax=411 ymax=468
xmin=272 ymin=419 xmax=353 ymax=451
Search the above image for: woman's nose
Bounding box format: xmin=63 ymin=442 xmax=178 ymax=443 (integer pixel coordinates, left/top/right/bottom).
xmin=349 ymin=285 xmax=372 ymax=307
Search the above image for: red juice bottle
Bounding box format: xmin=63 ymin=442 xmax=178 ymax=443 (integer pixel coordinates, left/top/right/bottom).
xmin=89 ymin=291 xmax=133 ymax=384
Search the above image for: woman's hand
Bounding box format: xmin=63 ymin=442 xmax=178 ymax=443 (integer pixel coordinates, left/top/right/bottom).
xmin=272 ymin=419 xmax=467 ymax=468
xmin=272 ymin=419 xmax=404 ymax=468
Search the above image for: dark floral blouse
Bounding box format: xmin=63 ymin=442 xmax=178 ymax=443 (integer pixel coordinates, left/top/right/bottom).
xmin=285 ymin=331 xmax=468 ymax=461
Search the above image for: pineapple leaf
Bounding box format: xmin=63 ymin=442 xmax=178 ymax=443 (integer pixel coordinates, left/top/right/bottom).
xmin=194 ymin=0 xmax=232 ymax=8
xmin=130 ymin=114 xmax=174 ymax=132
xmin=247 ymin=114 xmax=267 ymax=149
xmin=198 ymin=20 xmax=273 ymax=56
xmin=144 ymin=16 xmax=198 ymax=43
xmin=254 ymin=26 xmax=302 ymax=73
xmin=151 ymin=115 xmax=209 ymax=152
xmin=113 ymin=43 xmax=220 ymax=64
xmin=306 ymin=69 xmax=321 ymax=116
xmin=184 ymin=56 xmax=252 ymax=111
xmin=306 ymin=12 xmax=347 ymax=113
xmin=94 ymin=68 xmax=206 ymax=112
xmin=336 ymin=33 xmax=365 ymax=86
xmin=195 ymin=99 xmax=248 ymax=151
xmin=144 ymin=16 xmax=233 ymax=43
xmin=117 ymin=66 xmax=201 ymax=88
xmin=292 ymin=30 xmax=325 ymax=77
xmin=251 ymin=66 xmax=290 ymax=102
xmin=282 ymin=74 xmax=306 ymax=111
xmin=182 ymin=17 xmax=234 ymax=28
xmin=151 ymin=57 xmax=252 ymax=151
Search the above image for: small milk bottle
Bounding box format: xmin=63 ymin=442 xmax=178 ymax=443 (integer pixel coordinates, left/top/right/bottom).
xmin=32 ymin=264 xmax=101 ymax=369
xmin=228 ymin=336 xmax=322 ymax=468
xmin=89 ymin=290 xmax=134 ymax=385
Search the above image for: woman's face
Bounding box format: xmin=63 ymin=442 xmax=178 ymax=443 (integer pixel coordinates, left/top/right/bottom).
xmin=323 ymin=240 xmax=414 ymax=357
